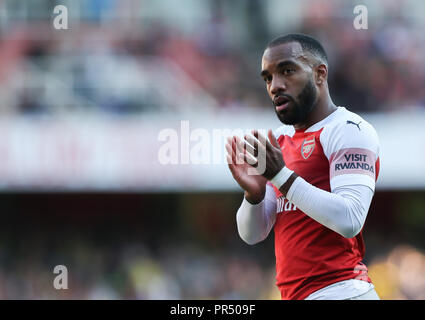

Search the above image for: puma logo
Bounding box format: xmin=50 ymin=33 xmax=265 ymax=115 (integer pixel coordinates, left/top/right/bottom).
xmin=347 ymin=120 xmax=361 ymax=131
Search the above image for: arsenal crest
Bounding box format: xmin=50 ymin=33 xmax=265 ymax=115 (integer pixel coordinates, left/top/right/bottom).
xmin=301 ymin=135 xmax=315 ymax=159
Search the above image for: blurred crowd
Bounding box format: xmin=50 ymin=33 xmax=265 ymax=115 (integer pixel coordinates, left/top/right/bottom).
xmin=0 ymin=234 xmax=279 ymax=299
xmin=0 ymin=189 xmax=423 ymax=300
xmin=368 ymin=245 xmax=425 ymax=300
xmin=300 ymin=2 xmax=425 ymax=113
xmin=0 ymin=228 xmax=424 ymax=299
xmin=0 ymin=0 xmax=424 ymax=116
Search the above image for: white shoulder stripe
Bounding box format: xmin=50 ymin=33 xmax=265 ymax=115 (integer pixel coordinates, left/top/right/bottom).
xmin=274 ymin=125 xmax=295 ymax=139
xmin=319 ymin=107 xmax=380 ymax=161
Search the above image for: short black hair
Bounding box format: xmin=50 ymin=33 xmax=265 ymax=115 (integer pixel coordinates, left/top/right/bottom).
xmin=266 ymin=33 xmax=328 ymax=65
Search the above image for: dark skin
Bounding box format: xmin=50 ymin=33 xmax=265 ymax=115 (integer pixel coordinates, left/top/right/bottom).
xmin=226 ymin=42 xmax=337 ymax=204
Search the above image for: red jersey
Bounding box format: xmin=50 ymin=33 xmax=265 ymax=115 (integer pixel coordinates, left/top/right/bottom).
xmin=272 ymin=107 xmax=380 ymax=300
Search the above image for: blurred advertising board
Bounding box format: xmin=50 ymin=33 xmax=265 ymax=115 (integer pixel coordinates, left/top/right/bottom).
xmin=0 ymin=110 xmax=423 ymax=191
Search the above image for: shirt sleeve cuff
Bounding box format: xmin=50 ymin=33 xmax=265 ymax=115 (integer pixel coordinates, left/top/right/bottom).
xmin=286 ymin=176 xmax=303 ymax=202
xmin=242 ymin=195 xmax=265 ymax=208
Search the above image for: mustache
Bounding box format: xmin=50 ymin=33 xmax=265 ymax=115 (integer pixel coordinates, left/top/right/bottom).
xmin=273 ymin=93 xmax=294 ymax=106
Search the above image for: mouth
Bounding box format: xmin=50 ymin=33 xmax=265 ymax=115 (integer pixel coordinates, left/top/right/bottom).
xmin=274 ymin=95 xmax=291 ymax=112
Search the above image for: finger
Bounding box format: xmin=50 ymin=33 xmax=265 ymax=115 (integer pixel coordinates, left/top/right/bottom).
xmin=226 ymin=154 xmax=237 ymax=169
xmin=245 ymin=134 xmax=266 ymax=165
xmin=234 ymin=136 xmax=246 ymax=154
xmin=252 ymin=130 xmax=268 ymax=151
xmin=242 ymin=150 xmax=258 ymax=167
xmin=255 ymin=130 xmax=272 ymax=152
xmin=226 ymin=137 xmax=239 ymax=165
xmin=240 ymin=140 xmax=256 ymax=157
xmin=226 ymin=154 xmax=232 ymax=165
xmin=268 ymin=129 xmax=280 ymax=149
xmin=251 ymin=130 xmax=261 ymax=150
xmin=234 ymin=136 xmax=250 ymax=154
xmin=226 ymin=136 xmax=233 ymax=149
xmin=233 ymin=136 xmax=257 ymax=165
xmin=236 ymin=134 xmax=256 ymax=160
xmin=234 ymin=137 xmax=247 ymax=165
xmin=244 ymin=133 xmax=265 ymax=154
xmin=225 ymin=138 xmax=234 ymax=158
xmin=226 ymin=136 xmax=244 ymax=165
xmin=225 ymin=142 xmax=234 ymax=158
xmin=248 ymin=132 xmax=270 ymax=172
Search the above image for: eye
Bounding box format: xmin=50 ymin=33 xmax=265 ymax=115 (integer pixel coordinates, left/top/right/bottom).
xmin=264 ymin=76 xmax=272 ymax=84
xmin=283 ymin=68 xmax=295 ymax=75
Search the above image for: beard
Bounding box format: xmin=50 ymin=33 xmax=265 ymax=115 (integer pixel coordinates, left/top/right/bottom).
xmin=275 ymin=78 xmax=318 ymax=125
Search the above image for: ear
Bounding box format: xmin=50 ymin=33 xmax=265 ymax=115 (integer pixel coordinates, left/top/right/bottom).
xmin=315 ymin=64 xmax=328 ymax=86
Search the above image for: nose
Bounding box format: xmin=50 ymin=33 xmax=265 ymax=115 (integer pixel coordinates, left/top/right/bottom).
xmin=270 ymin=76 xmax=287 ymax=95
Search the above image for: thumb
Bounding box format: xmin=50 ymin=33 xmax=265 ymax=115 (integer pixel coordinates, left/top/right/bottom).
xmin=268 ymin=129 xmax=280 ymax=148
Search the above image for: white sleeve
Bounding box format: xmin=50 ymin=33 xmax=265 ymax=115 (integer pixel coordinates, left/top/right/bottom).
xmin=236 ymin=183 xmax=277 ymax=245
xmin=286 ymin=178 xmax=373 ymax=238
xmin=321 ymin=116 xmax=380 ymax=192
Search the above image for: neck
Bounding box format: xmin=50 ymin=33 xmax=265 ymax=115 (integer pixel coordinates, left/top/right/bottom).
xmin=293 ymin=91 xmax=337 ymax=130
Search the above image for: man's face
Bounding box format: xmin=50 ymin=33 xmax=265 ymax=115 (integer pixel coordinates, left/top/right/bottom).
xmin=261 ymin=42 xmax=318 ymax=125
